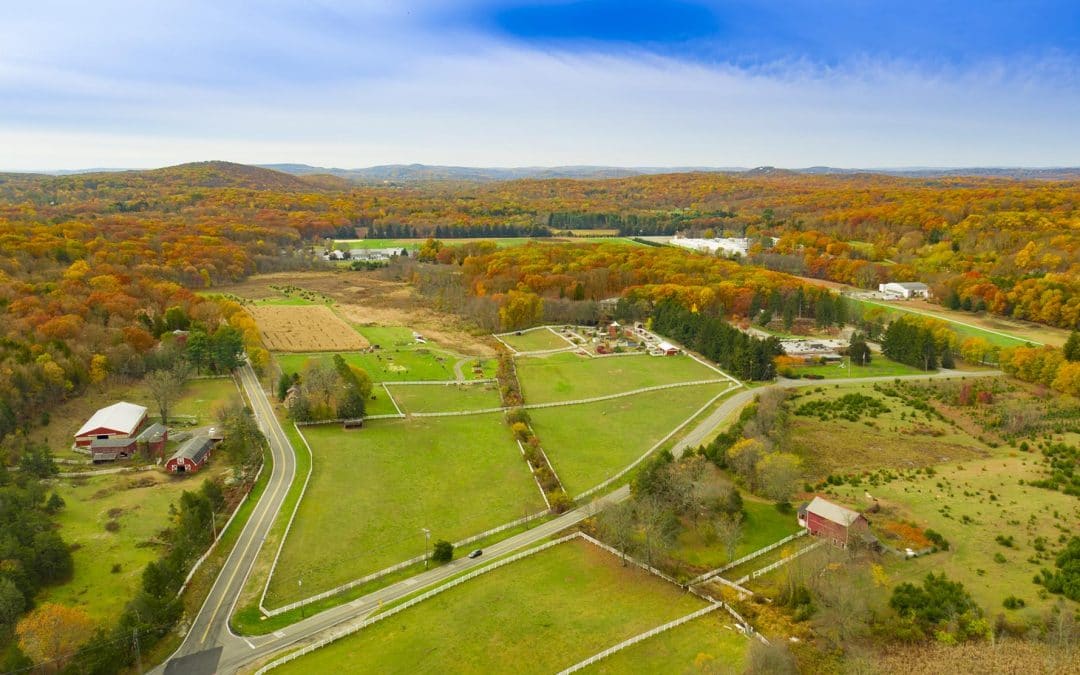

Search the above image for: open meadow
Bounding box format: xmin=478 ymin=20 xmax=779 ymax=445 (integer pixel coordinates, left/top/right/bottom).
xmin=39 ymin=466 xmax=226 ymax=625
xmin=517 ymin=351 xmax=724 ymax=404
xmin=248 ymin=304 xmax=369 ymax=352
xmin=529 ymin=383 xmax=731 ymax=495
xmin=265 ymin=414 xmax=544 ymax=604
xmin=825 ymin=455 xmax=1080 ymax=617
xmin=784 ymin=356 xmax=924 ymax=379
xmin=781 ymin=381 xmax=992 ymax=478
xmin=274 ymin=538 xmax=710 ymax=674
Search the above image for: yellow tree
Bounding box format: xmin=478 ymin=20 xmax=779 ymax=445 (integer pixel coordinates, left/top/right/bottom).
xmin=16 ymin=603 xmax=94 ymax=669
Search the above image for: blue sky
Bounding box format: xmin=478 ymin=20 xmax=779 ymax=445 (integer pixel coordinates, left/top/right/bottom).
xmin=1 ymin=0 xmax=1077 ymax=169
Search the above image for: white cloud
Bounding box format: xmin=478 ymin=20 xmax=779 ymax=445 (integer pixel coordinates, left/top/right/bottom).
xmin=0 ymin=3 xmax=1077 ymax=169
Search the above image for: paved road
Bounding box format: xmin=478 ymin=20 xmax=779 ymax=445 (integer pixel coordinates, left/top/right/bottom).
xmin=166 ymin=366 xmax=1001 ymax=673
xmin=160 ymin=362 xmax=297 ymax=674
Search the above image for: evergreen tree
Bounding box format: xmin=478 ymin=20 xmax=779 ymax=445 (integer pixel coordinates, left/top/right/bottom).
xmin=1064 ymin=331 xmax=1080 ymax=362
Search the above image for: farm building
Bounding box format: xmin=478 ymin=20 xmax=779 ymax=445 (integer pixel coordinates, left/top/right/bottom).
xmin=166 ymin=435 xmax=213 ymax=474
xmin=135 ymin=422 xmax=168 ymax=456
xmin=878 ymin=282 xmax=931 ymax=299
xmin=90 ymin=437 xmax=137 ymax=463
xmin=656 ymin=341 xmax=680 ymax=356
xmin=798 ymin=497 xmax=869 ymax=547
xmin=74 ymin=401 xmax=148 ymax=447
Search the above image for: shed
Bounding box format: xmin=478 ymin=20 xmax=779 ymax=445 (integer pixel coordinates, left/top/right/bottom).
xmin=657 ymin=341 xmax=680 ymax=356
xmin=135 ymin=422 xmax=167 ymax=456
xmin=798 ymin=497 xmax=869 ymax=547
xmin=75 ymin=402 xmax=148 ymax=447
xmin=343 ymin=418 xmax=364 ymax=430
xmin=166 ymin=435 xmax=213 ymax=474
xmin=878 ymin=282 xmax=931 ymax=299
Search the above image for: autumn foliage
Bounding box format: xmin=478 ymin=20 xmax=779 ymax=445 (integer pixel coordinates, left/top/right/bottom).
xmin=16 ymin=603 xmax=94 ymax=669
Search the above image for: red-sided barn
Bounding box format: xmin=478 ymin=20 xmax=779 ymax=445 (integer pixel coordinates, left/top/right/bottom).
xmin=74 ymin=401 xmax=148 ymax=447
xmin=798 ymin=497 xmax=869 ymax=547
xmin=166 ymin=435 xmax=213 ymax=474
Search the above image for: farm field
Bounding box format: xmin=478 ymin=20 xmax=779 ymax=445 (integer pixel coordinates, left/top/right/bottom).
xmin=826 ymin=455 xmax=1080 ymax=617
xmin=529 ymin=383 xmax=731 ymax=496
xmin=39 ymin=466 xmax=226 ymax=625
xmin=784 ymin=356 xmax=924 ymax=379
xmin=781 ymin=382 xmax=992 ymax=477
xmin=266 ymin=414 xmax=543 ymax=604
xmin=274 ymin=538 xmax=707 ymax=674
xmin=846 ymin=297 xmax=1032 ymax=348
xmin=386 ymin=382 xmax=502 ymax=414
xmin=518 ymin=352 xmax=724 ymax=404
xmin=276 ymin=349 xmax=492 ymax=383
xmin=581 ymin=612 xmax=748 ymax=674
xmin=497 ymin=326 xmax=573 ymax=352
xmin=249 ymin=304 xmax=368 ymax=351
xmin=333 ymin=236 xmax=643 ymax=251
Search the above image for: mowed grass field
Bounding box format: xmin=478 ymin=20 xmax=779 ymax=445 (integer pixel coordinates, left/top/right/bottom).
xmin=782 ymin=382 xmax=990 ymax=477
xmin=669 ymin=496 xmax=802 ymax=573
xmin=828 ymin=455 xmax=1080 ymax=617
xmin=581 ymin=612 xmax=748 ymax=675
xmin=498 ymin=327 xmax=573 ymax=352
xmin=518 ymin=352 xmax=724 ymax=404
xmin=39 ymin=467 xmax=225 ymax=625
xmin=529 ymin=383 xmax=730 ymax=495
xmin=275 ymin=538 xmax=707 ymax=674
xmin=386 ymin=382 xmax=502 ymax=414
xmin=277 ymin=349 xmax=464 ymax=382
xmin=786 ymin=356 xmax=924 ymax=379
xmin=846 ymin=297 xmax=1032 ymax=348
xmin=266 ymin=415 xmax=543 ymax=604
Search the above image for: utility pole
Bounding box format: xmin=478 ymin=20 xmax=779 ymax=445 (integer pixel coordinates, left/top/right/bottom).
xmin=211 ymin=510 xmax=217 ymax=540
xmin=422 ymin=528 xmax=431 ymax=569
xmin=298 ymin=578 xmax=303 ymax=618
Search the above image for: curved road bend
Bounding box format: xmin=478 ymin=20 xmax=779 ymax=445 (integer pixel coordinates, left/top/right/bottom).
xmin=161 ymin=363 xmax=297 ymax=674
xmin=165 ymin=367 xmax=1000 ymax=673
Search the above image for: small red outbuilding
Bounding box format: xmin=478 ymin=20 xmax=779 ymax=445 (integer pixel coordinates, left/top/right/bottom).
xmin=798 ymin=496 xmax=869 ymax=548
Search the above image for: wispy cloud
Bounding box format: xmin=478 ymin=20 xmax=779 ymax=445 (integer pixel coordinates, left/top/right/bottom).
xmin=1 ymin=1 xmax=1077 ymax=169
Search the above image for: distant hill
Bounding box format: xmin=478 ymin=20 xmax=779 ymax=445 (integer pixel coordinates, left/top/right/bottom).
xmin=49 ymin=161 xmax=321 ymax=192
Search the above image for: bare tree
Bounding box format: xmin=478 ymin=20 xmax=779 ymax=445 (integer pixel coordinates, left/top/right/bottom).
xmin=637 ymin=495 xmax=679 ymax=567
xmin=758 ymin=452 xmax=802 ymax=502
xmin=713 ymin=512 xmax=743 ymax=564
xmin=596 ymin=501 xmax=638 ymax=566
xmin=145 ymin=363 xmax=190 ymax=426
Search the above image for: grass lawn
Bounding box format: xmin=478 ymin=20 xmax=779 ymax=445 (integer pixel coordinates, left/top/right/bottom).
xmin=170 ymin=377 xmax=243 ymax=423
xmin=847 ymin=297 xmax=1031 ymax=348
xmin=498 ymin=327 xmax=573 ymax=352
xmin=669 ymin=496 xmax=802 ymax=575
xmin=266 ymin=415 xmax=543 ymax=604
xmin=782 ymin=382 xmax=990 ymax=478
xmin=276 ymin=349 xmax=465 ymax=382
xmin=518 ymin=352 xmax=724 ymax=404
xmin=827 ymin=455 xmax=1080 ymax=618
xmin=39 ymin=467 xmax=225 ymax=625
xmin=787 ymin=356 xmax=924 ymax=379
xmin=581 ymin=612 xmax=749 ymax=674
xmin=252 ymin=296 xmax=323 ymax=306
xmin=275 ymin=538 xmax=707 ymax=674
xmin=353 ymin=325 xmax=419 ymax=347
xmin=529 ymin=383 xmax=729 ymax=496
xmin=386 ymin=382 xmax=502 ymax=414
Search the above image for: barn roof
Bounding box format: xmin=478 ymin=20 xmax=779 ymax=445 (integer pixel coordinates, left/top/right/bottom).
xmin=75 ymin=402 xmax=148 ymax=437
xmin=169 ymin=435 xmax=212 ymax=465
xmin=91 ymin=437 xmax=136 ymax=449
xmin=806 ymin=497 xmax=862 ymax=526
xmin=887 ymin=281 xmax=929 ymax=291
xmin=135 ymin=422 xmax=166 ymax=443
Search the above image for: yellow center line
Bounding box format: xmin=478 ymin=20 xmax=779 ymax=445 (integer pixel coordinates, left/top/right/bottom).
xmin=200 ymin=367 xmax=291 ymax=643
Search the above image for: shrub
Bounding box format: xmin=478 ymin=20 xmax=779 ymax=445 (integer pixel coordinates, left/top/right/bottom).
xmin=1002 ymin=595 xmax=1026 ymax=610
xmin=110 ymin=564 xmax=122 ymax=574
xmin=430 ymin=540 xmax=454 ymax=564
xmin=105 ymin=520 xmax=120 ymax=532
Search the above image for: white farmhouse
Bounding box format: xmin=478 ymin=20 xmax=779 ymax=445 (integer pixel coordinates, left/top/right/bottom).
xmin=878 ymin=282 xmax=931 ymax=299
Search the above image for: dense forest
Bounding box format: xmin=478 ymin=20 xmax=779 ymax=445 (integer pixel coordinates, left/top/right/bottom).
xmin=1 ymin=161 xmax=1077 ymax=448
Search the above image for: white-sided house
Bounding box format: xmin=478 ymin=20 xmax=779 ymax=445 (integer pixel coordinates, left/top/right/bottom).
xmin=74 ymin=402 xmax=148 ymax=447
xmin=878 ymin=282 xmax=931 ymax=299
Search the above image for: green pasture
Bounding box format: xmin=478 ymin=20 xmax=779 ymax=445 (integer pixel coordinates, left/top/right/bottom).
xmin=581 ymin=612 xmax=748 ymax=674
xmin=529 ymin=383 xmax=730 ymax=496
xmin=386 ymin=383 xmax=502 ymax=414
xmin=275 ymin=538 xmax=706 ymax=674
xmin=265 ymin=414 xmax=543 ymax=604
xmin=785 ymin=356 xmax=924 ymax=379
xmin=517 ymin=352 xmax=724 ymax=405
xmin=498 ymin=327 xmax=573 ymax=352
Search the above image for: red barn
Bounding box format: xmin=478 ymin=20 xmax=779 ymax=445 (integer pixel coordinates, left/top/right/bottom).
xmin=798 ymin=497 xmax=869 ymax=547
xmin=166 ymin=435 xmax=213 ymax=474
xmin=135 ymin=422 xmax=168 ymax=456
xmin=74 ymin=402 xmax=148 ymax=447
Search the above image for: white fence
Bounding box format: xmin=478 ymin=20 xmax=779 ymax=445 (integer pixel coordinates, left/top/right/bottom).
xmin=255 ymin=533 xmax=582 ymax=673
xmin=688 ymin=529 xmax=808 ymax=586
xmin=557 ymin=603 xmax=723 ymax=674
xmin=734 ymin=540 xmax=826 ymax=586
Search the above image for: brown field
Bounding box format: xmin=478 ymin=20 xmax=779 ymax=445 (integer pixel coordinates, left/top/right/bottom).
xmin=248 ymin=304 xmax=369 ymax=352
xmin=216 ymin=271 xmax=496 ymax=355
